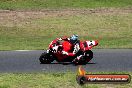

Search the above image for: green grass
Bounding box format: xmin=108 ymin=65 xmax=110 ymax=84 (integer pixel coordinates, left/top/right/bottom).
xmin=0 ymin=0 xmax=132 ymax=10
xmin=0 ymin=10 xmax=132 ymax=50
xmin=0 ymin=72 xmax=131 ymax=88
xmin=0 ymin=0 xmax=132 ymax=50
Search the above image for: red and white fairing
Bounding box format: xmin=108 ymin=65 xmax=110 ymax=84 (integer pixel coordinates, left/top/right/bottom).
xmin=80 ymin=40 xmax=98 ymax=51
xmin=48 ymin=37 xmax=98 ymax=62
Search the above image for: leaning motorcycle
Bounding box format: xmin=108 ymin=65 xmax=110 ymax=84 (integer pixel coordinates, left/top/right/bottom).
xmin=39 ymin=38 xmax=98 ymax=65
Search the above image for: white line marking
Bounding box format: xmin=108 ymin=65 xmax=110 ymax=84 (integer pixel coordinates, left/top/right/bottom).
xmin=14 ymin=50 xmax=33 ymax=51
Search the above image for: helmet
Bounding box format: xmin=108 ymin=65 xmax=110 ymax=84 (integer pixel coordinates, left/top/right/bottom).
xmin=70 ymin=34 xmax=78 ymax=41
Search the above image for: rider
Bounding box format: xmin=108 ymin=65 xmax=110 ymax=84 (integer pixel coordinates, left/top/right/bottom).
xmin=48 ymin=34 xmax=80 ymax=54
xmin=49 ymin=34 xmax=82 ymax=63
xmin=57 ymin=34 xmax=79 ymax=44
xmin=61 ymin=34 xmax=84 ymax=64
xmin=49 ymin=34 xmax=80 ymax=57
xmin=60 ymin=34 xmax=80 ymax=56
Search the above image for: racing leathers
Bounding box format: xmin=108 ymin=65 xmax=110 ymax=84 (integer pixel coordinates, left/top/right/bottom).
xmin=50 ymin=36 xmax=80 ymax=57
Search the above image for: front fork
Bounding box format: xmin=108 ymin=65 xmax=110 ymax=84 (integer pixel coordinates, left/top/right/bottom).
xmin=72 ymin=55 xmax=83 ymax=64
xmin=72 ymin=51 xmax=89 ymax=64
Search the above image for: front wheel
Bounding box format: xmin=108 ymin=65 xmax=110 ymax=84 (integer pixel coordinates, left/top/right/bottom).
xmin=39 ymin=52 xmax=54 ymax=64
xmin=73 ymin=50 xmax=93 ymax=65
xmin=84 ymin=50 xmax=93 ymax=62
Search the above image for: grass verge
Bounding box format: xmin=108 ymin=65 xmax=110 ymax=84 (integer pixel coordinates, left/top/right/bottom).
xmin=0 ymin=9 xmax=132 ymax=50
xmin=0 ymin=0 xmax=132 ymax=10
xmin=0 ymin=72 xmax=131 ymax=88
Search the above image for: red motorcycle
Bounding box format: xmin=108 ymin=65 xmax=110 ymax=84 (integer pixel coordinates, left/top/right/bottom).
xmin=39 ymin=38 xmax=98 ymax=65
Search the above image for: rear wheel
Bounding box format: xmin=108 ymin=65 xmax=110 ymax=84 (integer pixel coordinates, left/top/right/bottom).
xmin=39 ymin=52 xmax=54 ymax=64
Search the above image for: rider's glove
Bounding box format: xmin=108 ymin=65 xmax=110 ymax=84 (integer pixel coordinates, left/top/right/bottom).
xmin=62 ymin=51 xmax=68 ymax=55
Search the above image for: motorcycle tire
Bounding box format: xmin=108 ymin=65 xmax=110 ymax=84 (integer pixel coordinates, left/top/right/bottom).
xmin=74 ymin=57 xmax=87 ymax=65
xmin=84 ymin=50 xmax=93 ymax=62
xmin=39 ymin=52 xmax=54 ymax=64
xmin=72 ymin=50 xmax=93 ymax=65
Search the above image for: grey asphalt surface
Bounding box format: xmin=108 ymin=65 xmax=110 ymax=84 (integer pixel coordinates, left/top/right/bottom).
xmin=0 ymin=49 xmax=132 ymax=73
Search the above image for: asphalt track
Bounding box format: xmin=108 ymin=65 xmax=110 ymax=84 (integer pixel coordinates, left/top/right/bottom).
xmin=0 ymin=49 xmax=132 ymax=73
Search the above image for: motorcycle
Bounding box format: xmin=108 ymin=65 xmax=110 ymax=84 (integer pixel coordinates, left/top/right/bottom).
xmin=39 ymin=38 xmax=98 ymax=65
